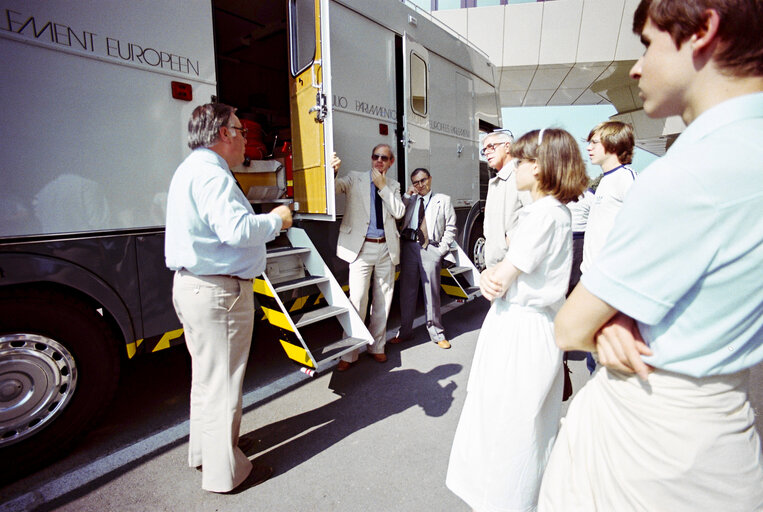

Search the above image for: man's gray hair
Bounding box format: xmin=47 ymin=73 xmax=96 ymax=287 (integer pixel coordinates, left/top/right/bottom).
xmin=187 ymin=103 xmax=237 ymax=150
xmin=484 ymin=130 xmax=513 ymax=145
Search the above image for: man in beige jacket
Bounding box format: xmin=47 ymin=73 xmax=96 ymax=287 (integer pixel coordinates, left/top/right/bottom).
xmin=481 ymin=130 xmax=532 ymax=271
xmin=334 ymin=143 xmax=405 ymax=370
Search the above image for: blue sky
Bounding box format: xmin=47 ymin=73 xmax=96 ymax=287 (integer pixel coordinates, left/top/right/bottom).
xmin=502 ymin=105 xmax=659 ymax=177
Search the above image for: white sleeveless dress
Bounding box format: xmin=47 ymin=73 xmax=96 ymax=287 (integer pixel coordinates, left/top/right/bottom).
xmin=446 ymin=196 xmax=572 ymax=512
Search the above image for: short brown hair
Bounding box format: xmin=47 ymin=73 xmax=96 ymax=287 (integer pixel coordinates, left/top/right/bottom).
xmin=187 ymin=103 xmax=237 ymax=150
xmin=511 ymin=128 xmax=588 ymax=204
xmin=587 ymin=121 xmax=635 ymax=165
xmin=633 ymin=0 xmax=763 ymax=77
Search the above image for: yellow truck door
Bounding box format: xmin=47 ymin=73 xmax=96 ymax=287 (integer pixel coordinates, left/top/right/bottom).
xmin=288 ymin=0 xmax=335 ymax=221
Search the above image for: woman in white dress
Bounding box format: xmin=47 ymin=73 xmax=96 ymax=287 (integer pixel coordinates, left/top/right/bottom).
xmin=447 ymin=128 xmax=588 ymax=512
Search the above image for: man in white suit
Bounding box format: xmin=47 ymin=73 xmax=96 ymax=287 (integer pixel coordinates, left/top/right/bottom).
xmin=391 ymin=168 xmax=457 ymax=349
xmin=334 ymin=143 xmax=405 ymax=370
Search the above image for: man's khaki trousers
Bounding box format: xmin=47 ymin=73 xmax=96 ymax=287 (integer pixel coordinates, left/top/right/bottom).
xmin=341 ymin=241 xmax=395 ymax=361
xmin=173 ymin=270 xmax=254 ymax=492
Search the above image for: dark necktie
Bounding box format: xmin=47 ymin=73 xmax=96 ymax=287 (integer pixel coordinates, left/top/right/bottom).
xmin=374 ymin=186 xmax=384 ymax=229
xmin=417 ymin=196 xmax=429 ymax=248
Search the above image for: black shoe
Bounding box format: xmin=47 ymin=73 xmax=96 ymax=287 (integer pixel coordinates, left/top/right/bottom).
xmin=223 ymin=465 xmax=273 ymax=494
xmin=237 ymin=435 xmax=259 ymax=455
xmin=195 ymin=436 xmax=259 ymax=471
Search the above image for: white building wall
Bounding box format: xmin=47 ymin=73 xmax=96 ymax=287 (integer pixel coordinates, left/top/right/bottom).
xmin=431 ymin=0 xmax=685 ymax=154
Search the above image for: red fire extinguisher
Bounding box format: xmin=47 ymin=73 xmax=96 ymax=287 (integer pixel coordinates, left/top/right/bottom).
xmin=282 ymin=141 xmax=293 ymax=198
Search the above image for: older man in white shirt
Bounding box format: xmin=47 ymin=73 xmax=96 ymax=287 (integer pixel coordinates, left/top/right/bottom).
xmin=166 ymin=103 xmax=291 ymax=493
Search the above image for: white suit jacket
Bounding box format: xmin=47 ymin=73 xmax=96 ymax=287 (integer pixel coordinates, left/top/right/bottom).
xmin=335 ymin=170 xmax=405 ymax=264
xmin=402 ymin=192 xmax=457 ymax=259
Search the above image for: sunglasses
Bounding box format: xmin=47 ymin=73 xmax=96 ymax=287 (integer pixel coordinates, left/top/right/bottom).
xmin=372 ymin=153 xmax=391 ymax=162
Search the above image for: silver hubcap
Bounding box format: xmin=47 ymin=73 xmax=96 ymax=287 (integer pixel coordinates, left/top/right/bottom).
xmin=472 ymin=236 xmax=486 ymax=271
xmin=0 ymin=334 xmax=77 ymax=447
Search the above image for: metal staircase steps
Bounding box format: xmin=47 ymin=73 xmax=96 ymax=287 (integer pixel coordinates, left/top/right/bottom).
xmin=439 ymin=243 xmax=482 ymax=302
xmin=291 ymin=305 xmax=347 ymax=328
xmin=315 ymin=336 xmax=367 ymax=358
xmin=255 ymin=227 xmax=374 ymax=373
xmin=274 ymin=275 xmax=330 ymax=293
xmin=266 ymin=246 xmax=311 ymax=257
xmin=445 ymin=265 xmax=470 ymax=276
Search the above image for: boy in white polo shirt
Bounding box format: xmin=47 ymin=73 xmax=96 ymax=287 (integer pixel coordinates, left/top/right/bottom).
xmin=580 ymin=121 xmax=636 ymax=372
xmin=580 ymin=121 xmax=636 ymax=276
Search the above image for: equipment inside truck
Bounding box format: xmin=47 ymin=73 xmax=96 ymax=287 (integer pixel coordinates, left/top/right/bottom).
xmin=213 ymin=0 xmax=293 ymax=201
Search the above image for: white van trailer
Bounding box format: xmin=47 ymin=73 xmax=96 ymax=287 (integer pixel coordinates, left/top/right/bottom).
xmin=0 ymin=0 xmax=500 ymax=478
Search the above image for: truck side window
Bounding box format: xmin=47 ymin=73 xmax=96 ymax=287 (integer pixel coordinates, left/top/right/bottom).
xmin=410 ymin=52 xmax=427 ymax=116
xmin=289 ymin=0 xmax=317 ymax=76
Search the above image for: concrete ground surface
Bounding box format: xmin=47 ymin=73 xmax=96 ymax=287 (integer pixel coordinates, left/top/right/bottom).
xmin=2 ymin=297 xmax=762 ymax=512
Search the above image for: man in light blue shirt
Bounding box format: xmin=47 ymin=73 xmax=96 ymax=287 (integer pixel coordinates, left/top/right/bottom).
xmin=540 ymin=1 xmax=763 ymax=510
xmin=165 ymin=103 xmax=291 ymax=493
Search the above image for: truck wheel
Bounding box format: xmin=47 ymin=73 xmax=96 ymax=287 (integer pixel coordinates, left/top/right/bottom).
xmin=0 ymin=287 xmax=120 ymax=481
xmin=465 ymin=214 xmax=486 ymax=272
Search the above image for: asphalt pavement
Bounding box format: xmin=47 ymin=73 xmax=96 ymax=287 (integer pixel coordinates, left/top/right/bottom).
xmin=1 ymin=296 xmax=761 ymax=512
xmin=1 ymin=297 xmax=498 ymax=512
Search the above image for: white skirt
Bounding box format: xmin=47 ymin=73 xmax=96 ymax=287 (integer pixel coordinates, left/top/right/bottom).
xmin=538 ymin=367 xmax=763 ymax=511
xmin=447 ymin=300 xmax=563 ymax=512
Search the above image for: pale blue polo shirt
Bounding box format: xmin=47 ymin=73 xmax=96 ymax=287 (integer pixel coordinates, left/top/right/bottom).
xmin=582 ymin=93 xmax=763 ymax=378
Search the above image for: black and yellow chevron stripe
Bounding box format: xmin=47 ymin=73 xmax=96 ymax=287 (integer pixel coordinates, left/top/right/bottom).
xmin=440 ymin=268 xmax=469 ymax=299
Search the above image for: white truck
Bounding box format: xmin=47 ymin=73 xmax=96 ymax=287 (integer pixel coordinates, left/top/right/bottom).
xmin=0 ymin=0 xmax=500 ymax=477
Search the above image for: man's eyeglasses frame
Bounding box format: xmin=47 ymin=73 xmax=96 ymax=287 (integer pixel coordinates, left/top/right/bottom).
xmin=230 ymin=126 xmax=248 ymax=138
xmin=480 ymin=142 xmax=507 ymax=157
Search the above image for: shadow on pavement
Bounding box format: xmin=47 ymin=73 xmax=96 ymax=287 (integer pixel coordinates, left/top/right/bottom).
xmin=243 ymin=359 xmax=462 ymax=476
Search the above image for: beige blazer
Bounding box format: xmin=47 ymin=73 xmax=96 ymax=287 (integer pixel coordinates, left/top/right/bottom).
xmin=335 ymin=170 xmax=405 ymax=264
xmin=484 ymin=160 xmax=533 ymax=268
xmin=402 ymin=192 xmax=458 ymax=259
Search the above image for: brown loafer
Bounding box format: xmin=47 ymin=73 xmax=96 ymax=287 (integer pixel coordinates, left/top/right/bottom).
xmin=336 ymin=360 xmax=352 ymax=372
xmin=388 ymin=336 xmax=403 ymax=344
xmin=437 ymin=340 xmax=451 ymax=349
xmin=370 ymin=353 xmax=387 ymax=363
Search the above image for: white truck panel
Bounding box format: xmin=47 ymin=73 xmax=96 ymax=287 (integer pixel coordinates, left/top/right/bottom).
xmin=329 ymin=2 xmax=398 ymax=215
xmin=0 ymin=0 xmax=216 ymax=237
xmin=429 ymin=67 xmax=479 ymax=208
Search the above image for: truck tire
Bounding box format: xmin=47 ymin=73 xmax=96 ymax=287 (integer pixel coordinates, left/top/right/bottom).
xmin=0 ymin=287 xmax=120 ymax=482
xmin=465 ymin=213 xmax=486 ymax=272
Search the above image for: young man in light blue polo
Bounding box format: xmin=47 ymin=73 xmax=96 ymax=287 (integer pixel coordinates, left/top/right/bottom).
xmin=540 ymin=0 xmax=763 ymax=509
